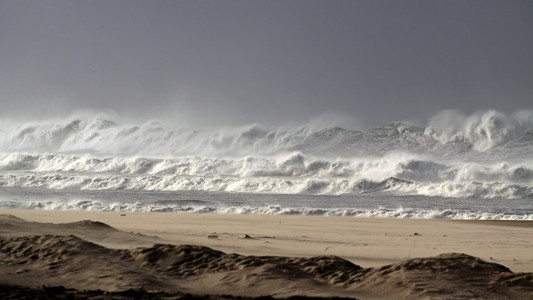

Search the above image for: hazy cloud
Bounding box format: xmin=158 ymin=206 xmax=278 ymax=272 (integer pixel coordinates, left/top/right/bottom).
xmin=1 ymin=0 xmax=532 ymax=126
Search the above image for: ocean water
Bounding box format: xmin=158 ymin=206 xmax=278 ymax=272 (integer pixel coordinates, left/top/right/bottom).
xmin=1 ymin=109 xmax=532 ymax=220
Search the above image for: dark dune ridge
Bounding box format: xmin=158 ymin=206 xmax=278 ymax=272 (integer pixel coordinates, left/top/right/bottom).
xmin=0 ymin=234 xmax=532 ymax=299
xmin=0 ymin=214 xmax=160 ymax=248
xmin=0 ymin=284 xmax=357 ymax=300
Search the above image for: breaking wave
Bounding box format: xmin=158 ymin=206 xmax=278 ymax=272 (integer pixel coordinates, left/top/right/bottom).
xmin=0 ymin=148 xmax=532 ymax=198
xmin=1 ymin=109 xmax=532 ymax=219
xmin=1 ymin=110 xmax=532 ymax=158
xmin=425 ymin=110 xmax=533 ymax=152
xmin=0 ymin=199 xmax=531 ymax=221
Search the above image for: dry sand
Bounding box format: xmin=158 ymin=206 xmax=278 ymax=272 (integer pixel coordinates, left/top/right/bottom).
xmin=1 ymin=209 xmax=532 ymax=299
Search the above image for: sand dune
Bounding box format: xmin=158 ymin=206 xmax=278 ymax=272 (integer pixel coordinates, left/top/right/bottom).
xmin=0 ymin=214 xmax=160 ymax=249
xmin=1 ymin=215 xmax=532 ymax=299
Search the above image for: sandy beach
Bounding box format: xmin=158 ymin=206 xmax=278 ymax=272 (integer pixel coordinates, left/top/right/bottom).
xmin=1 ymin=209 xmax=532 ymax=299
xmin=3 ymin=0 xmax=533 ymax=298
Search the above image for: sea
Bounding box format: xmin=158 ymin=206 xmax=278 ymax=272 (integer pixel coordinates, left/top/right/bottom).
xmin=1 ymin=109 xmax=532 ymax=220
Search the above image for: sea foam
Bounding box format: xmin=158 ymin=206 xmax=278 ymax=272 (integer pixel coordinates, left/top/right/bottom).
xmin=1 ymin=109 xmax=532 ymax=218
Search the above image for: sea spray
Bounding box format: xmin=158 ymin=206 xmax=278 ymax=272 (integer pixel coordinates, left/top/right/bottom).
xmin=1 ymin=109 xmax=532 ymax=219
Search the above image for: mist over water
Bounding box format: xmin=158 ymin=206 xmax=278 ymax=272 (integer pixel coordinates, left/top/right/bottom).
xmin=2 ymin=109 xmax=532 ymax=156
xmin=1 ymin=109 xmax=532 ymax=220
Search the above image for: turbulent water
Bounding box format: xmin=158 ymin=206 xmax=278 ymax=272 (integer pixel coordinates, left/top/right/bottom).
xmin=1 ymin=109 xmax=532 ymax=220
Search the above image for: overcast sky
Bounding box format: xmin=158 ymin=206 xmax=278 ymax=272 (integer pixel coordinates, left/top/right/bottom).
xmin=1 ymin=0 xmax=532 ymax=126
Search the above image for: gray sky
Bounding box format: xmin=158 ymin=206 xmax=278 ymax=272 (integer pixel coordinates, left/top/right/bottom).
xmin=1 ymin=0 xmax=532 ymax=126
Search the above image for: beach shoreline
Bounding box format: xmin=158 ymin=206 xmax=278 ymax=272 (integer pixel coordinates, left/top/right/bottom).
xmin=1 ymin=208 xmax=532 ymax=272
xmin=1 ymin=209 xmax=532 ymax=299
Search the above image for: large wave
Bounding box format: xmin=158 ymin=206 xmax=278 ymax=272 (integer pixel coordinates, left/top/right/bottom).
xmin=0 ymin=151 xmax=532 ymax=199
xmin=0 ymin=109 xmax=532 ymax=199
xmin=425 ymin=110 xmax=533 ymax=151
xmin=1 ymin=109 xmax=533 ymax=157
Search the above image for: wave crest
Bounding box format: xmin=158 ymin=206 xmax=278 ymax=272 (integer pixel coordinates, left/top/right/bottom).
xmin=1 ymin=199 xmax=530 ymax=220
xmin=425 ymin=110 xmax=533 ymax=151
xmin=2 ymin=110 xmax=532 ymax=157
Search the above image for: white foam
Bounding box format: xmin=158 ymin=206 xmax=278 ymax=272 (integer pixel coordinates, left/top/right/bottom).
xmin=425 ymin=109 xmax=533 ymax=151
xmin=1 ymin=167 xmax=532 ymax=199
xmin=0 ymin=199 xmax=530 ymax=221
xmin=1 ymin=109 xmax=532 ymax=218
xmin=1 ymin=110 xmax=532 ymax=158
